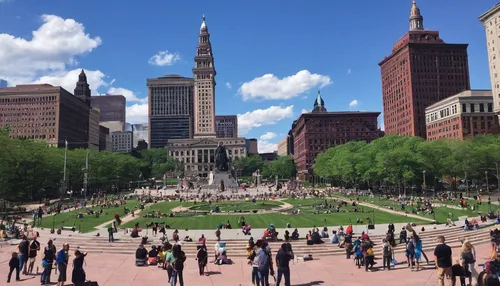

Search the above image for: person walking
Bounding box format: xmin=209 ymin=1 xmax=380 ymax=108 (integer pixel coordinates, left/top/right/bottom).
xmin=17 ymin=235 xmax=29 ymax=275
xmin=7 ymin=252 xmax=20 ymax=283
xmin=275 ymin=243 xmax=293 ymax=286
xmin=434 ymin=235 xmax=455 ymax=286
xmin=41 ymin=240 xmax=55 ymax=285
xmin=56 ymin=243 xmax=70 ymax=286
xmin=460 ymin=240 xmax=477 ymax=286
xmin=196 ymin=245 xmax=208 ymax=276
xmin=27 ymin=235 xmax=40 ymax=274
xmin=170 ymin=244 xmax=186 ymax=286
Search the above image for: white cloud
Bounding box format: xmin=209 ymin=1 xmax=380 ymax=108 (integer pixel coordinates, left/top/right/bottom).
xmin=108 ymin=87 xmax=146 ymax=103
xmin=258 ymin=140 xmax=277 ymax=153
xmin=32 ymin=68 xmax=107 ymax=93
xmin=237 ymin=105 xmax=294 ymax=135
xmin=126 ymin=103 xmax=148 ymax=124
xmin=301 ymin=108 xmax=310 ymax=114
xmin=225 ymin=82 xmax=232 ymax=89
xmin=238 ymin=70 xmax=332 ymax=101
xmin=349 ymin=99 xmax=359 ymax=109
xmin=260 ymin=132 xmax=276 ymax=141
xmin=347 ymin=69 xmax=352 ymax=74
xmin=148 ymin=50 xmax=180 ymax=66
xmin=0 ymin=14 xmax=101 ymax=83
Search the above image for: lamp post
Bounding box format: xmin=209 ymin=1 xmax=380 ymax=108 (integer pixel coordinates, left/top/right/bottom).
xmin=422 ymin=170 xmax=428 ymax=196
xmin=61 ymin=139 xmax=68 ymax=199
xmin=485 ymin=170 xmax=490 ymax=193
xmin=465 ymin=171 xmax=470 ymax=198
xmin=83 ymin=150 xmax=90 ymax=202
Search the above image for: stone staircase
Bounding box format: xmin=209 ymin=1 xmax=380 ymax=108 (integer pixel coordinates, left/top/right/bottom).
xmin=51 ymin=226 xmax=493 ymax=258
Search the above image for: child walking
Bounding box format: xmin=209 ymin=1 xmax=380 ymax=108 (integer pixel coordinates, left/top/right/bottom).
xmin=7 ymin=252 xmax=20 ymax=283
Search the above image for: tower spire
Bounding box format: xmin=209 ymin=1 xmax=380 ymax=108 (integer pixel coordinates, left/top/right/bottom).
xmin=312 ymin=90 xmax=327 ymax=113
xmin=74 ymin=69 xmax=91 ymax=106
xmin=200 ymin=14 xmax=207 ymax=30
xmin=409 ymin=0 xmax=424 ymax=31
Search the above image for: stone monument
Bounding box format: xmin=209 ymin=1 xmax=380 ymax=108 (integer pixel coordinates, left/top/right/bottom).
xmin=209 ymin=142 xmax=238 ymax=189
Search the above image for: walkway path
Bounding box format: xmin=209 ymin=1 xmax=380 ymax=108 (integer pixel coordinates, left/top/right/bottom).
xmin=333 ymin=195 xmax=435 ymax=222
xmin=94 ymin=202 xmax=155 ymax=229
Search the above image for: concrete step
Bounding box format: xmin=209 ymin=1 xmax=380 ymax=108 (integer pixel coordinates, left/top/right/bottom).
xmin=58 ymin=229 xmax=492 ymax=257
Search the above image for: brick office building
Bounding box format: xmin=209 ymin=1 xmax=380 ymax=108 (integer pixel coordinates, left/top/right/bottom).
xmin=215 ymin=115 xmax=238 ymax=138
xmin=0 ymin=73 xmax=92 ymax=148
xmin=426 ymin=90 xmax=500 ymax=141
xmin=292 ymin=92 xmax=382 ymax=178
xmin=379 ymin=0 xmax=470 ymax=138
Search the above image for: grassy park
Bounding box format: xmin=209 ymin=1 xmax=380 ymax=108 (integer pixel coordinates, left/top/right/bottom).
xmin=333 ymin=193 xmax=500 ymax=223
xmin=122 ymin=198 xmax=427 ymax=230
xmin=39 ymin=200 xmax=141 ymax=233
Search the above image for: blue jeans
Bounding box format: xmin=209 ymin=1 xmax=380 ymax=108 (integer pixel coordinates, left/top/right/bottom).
xmin=276 ymin=268 xmax=290 ymax=286
xmin=41 ymin=264 xmax=52 ymax=284
xmin=18 ymin=254 xmax=26 ymax=273
xmin=258 ymin=268 xmax=269 ymax=286
xmin=170 ymin=269 xmax=183 ymax=286
xmin=252 ymin=267 xmax=260 ymax=285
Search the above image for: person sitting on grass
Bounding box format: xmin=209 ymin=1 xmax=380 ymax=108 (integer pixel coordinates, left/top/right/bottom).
xmin=135 ymin=244 xmax=148 ymax=266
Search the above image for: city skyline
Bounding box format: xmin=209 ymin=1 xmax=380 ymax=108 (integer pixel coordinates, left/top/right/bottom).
xmin=0 ymin=0 xmax=496 ymax=152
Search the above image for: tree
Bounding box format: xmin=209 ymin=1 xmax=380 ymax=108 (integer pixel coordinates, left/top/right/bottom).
xmin=232 ymin=155 xmax=264 ymax=176
xmin=261 ymin=156 xmax=296 ymax=179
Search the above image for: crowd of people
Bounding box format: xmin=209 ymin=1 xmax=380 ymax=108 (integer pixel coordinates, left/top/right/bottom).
xmin=8 ymin=234 xmax=87 ymax=286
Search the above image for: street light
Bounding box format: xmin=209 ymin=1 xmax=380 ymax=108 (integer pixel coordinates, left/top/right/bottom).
xmin=422 ymin=170 xmax=428 ymax=196
xmin=485 ymin=170 xmax=490 ymax=193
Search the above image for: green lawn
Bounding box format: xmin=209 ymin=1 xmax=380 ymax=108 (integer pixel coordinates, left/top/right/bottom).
xmin=123 ymin=198 xmax=426 ymax=230
xmin=39 ymin=200 xmax=141 ymax=233
xmin=189 ymin=200 xmax=283 ymax=212
xmin=332 ymin=193 xmax=494 ymax=223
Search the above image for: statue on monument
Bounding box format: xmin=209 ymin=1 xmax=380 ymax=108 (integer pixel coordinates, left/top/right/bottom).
xmin=214 ymin=141 xmax=229 ymax=172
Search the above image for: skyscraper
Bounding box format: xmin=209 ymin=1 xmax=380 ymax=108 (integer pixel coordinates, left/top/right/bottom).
xmin=167 ymin=15 xmax=247 ymax=176
xmin=91 ymin=95 xmax=126 ymax=132
xmin=479 ymin=3 xmax=500 ymax=120
xmin=147 ymin=75 xmax=194 ymax=148
xmin=215 ymin=115 xmax=238 ymax=138
xmin=0 ymin=79 xmax=7 ymax=88
xmin=193 ymin=15 xmax=217 ymax=138
xmin=379 ymin=0 xmax=470 ymax=138
xmin=74 ymin=70 xmax=92 ymax=106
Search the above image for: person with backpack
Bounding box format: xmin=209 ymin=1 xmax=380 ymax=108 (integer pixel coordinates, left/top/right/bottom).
xmin=40 ymin=240 xmax=55 ymax=285
xmin=170 ymin=244 xmax=186 ymax=286
xmin=461 ymin=240 xmax=477 ymax=286
xmin=382 ymin=239 xmax=394 ymax=270
xmin=275 ymin=243 xmax=293 ymax=286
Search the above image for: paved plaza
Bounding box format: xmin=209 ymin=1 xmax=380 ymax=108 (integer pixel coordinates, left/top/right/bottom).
xmin=0 ymin=235 xmax=492 ymax=286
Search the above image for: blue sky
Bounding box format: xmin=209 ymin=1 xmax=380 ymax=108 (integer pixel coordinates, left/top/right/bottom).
xmin=0 ymin=0 xmax=496 ymax=152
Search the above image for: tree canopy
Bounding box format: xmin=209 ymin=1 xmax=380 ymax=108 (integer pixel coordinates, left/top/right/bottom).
xmin=313 ymin=134 xmax=500 ymax=193
xmin=0 ymin=130 xmax=179 ymax=202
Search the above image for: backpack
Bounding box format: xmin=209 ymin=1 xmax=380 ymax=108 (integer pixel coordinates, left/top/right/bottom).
xmin=257 ymin=249 xmax=270 ymax=272
xmin=462 ymin=251 xmax=475 ymax=264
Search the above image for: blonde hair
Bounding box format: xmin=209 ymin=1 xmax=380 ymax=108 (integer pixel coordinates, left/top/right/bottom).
xmin=462 ymin=240 xmax=473 ymax=252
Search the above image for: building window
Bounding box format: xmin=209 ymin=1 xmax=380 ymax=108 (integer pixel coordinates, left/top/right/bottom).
xmin=488 ymin=103 xmax=493 ymax=112
xmin=480 ymin=103 xmax=485 ymax=112
xmin=462 ymin=103 xmax=467 ymax=113
xmin=470 ymin=104 xmax=475 ymax=113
